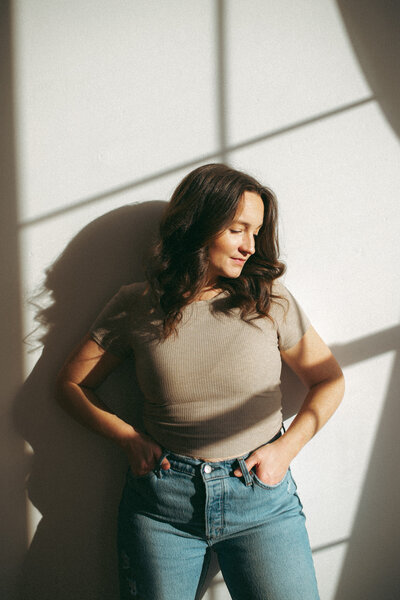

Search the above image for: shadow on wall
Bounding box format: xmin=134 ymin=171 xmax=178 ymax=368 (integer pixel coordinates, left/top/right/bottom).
xmin=15 ymin=201 xmax=167 ymax=600
xmin=333 ymin=328 xmax=400 ymax=600
xmin=14 ymin=200 xmax=312 ymax=600
xmin=337 ymin=0 xmax=400 ymax=138
xmin=0 ymin=2 xmax=27 ymax=599
xmin=13 ymin=197 xmax=400 ymax=599
xmin=333 ymin=3 xmax=400 ymax=598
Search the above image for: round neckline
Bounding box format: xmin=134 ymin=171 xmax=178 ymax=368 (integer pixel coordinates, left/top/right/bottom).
xmin=190 ymin=290 xmax=228 ymax=304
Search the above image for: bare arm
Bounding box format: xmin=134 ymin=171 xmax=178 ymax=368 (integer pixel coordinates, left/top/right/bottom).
xmin=234 ymin=326 xmax=345 ymax=484
xmin=56 ymin=333 xmax=170 ymax=475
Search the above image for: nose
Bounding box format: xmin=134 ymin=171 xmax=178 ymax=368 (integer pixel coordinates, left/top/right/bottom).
xmin=239 ymin=232 xmax=256 ymax=256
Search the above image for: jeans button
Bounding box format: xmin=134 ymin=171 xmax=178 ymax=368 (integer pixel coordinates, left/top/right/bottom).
xmin=203 ymin=464 xmax=212 ymax=474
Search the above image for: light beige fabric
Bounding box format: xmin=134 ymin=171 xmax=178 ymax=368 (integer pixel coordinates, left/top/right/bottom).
xmin=90 ymin=280 xmax=311 ymax=458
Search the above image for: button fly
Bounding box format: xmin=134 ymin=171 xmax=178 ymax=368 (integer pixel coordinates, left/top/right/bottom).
xmin=203 ymin=464 xmax=212 ymax=474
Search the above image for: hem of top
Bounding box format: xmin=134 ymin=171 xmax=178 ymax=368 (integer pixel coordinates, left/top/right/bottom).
xmin=161 ymin=426 xmax=284 ymax=463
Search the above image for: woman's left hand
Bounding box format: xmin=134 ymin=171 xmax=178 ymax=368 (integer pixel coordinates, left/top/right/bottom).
xmin=233 ymin=439 xmax=291 ymax=485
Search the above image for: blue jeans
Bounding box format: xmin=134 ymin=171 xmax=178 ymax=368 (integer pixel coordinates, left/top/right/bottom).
xmin=117 ymin=432 xmax=320 ymax=600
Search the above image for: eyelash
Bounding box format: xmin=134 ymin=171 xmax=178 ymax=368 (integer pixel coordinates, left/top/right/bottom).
xmin=230 ymin=229 xmax=258 ymax=237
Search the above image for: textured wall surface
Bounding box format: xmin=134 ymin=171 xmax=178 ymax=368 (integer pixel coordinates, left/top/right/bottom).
xmin=2 ymin=1 xmax=399 ymax=599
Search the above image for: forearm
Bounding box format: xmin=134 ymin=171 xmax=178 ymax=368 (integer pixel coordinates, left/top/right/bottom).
xmin=56 ymin=380 xmax=136 ymax=447
xmin=277 ymin=373 xmax=345 ymax=462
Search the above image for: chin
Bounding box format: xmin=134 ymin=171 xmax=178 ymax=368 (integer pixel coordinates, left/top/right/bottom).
xmin=221 ymin=270 xmax=242 ymax=279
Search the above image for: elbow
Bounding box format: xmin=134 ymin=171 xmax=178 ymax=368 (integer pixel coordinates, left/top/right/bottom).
xmin=330 ymin=366 xmax=345 ymax=399
xmin=333 ymin=360 xmax=345 ymax=394
xmin=310 ymin=363 xmax=345 ymax=401
xmin=331 ymin=369 xmax=345 ymax=413
xmin=338 ymin=369 xmax=345 ymax=401
xmin=330 ymin=365 xmax=346 ymax=392
xmin=322 ymin=367 xmax=346 ymax=406
xmin=54 ymin=369 xmax=95 ymax=412
xmin=54 ymin=369 xmax=83 ymax=411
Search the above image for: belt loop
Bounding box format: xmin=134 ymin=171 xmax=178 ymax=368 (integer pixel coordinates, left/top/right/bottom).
xmin=237 ymin=456 xmax=253 ymax=487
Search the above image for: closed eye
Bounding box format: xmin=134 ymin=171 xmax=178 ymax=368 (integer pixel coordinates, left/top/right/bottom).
xmin=229 ymin=228 xmax=261 ymax=236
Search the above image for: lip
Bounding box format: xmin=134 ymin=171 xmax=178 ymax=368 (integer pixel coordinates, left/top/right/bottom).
xmin=231 ymin=258 xmax=246 ymax=264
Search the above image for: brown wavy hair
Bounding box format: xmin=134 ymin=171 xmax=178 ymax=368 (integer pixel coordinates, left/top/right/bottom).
xmin=145 ymin=163 xmax=286 ymax=338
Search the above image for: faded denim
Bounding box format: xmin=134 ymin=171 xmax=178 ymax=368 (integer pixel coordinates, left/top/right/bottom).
xmin=118 ymin=434 xmax=320 ymax=600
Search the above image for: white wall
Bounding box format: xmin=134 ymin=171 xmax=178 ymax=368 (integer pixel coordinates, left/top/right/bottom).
xmin=3 ymin=1 xmax=399 ymax=598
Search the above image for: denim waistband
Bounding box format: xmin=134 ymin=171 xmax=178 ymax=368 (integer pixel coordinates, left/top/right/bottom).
xmin=155 ymin=426 xmax=284 ymax=478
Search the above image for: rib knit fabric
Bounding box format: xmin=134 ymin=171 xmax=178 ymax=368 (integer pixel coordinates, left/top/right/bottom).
xmin=89 ymin=280 xmax=311 ymax=458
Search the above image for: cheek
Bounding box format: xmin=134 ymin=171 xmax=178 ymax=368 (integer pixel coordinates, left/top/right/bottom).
xmin=215 ymin=235 xmax=235 ymax=255
xmin=207 ymin=233 xmax=235 ymax=265
xmin=209 ymin=247 xmax=224 ymax=265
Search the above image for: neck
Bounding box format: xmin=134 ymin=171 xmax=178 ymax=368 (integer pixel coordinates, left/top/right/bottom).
xmin=196 ymin=287 xmax=222 ymax=301
xmin=183 ymin=284 xmax=222 ymax=302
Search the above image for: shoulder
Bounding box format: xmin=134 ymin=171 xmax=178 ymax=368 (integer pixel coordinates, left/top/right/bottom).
xmin=114 ymin=281 xmax=151 ymax=305
xmin=118 ymin=280 xmax=148 ymax=297
xmin=269 ymin=279 xmax=293 ymax=312
xmin=269 ymin=278 xmax=310 ymax=322
xmin=93 ymin=281 xmax=151 ymax=318
xmin=118 ymin=281 xmax=159 ymax=317
xmin=269 ymin=279 xmax=311 ymax=350
xmin=270 ymin=279 xmax=293 ymax=296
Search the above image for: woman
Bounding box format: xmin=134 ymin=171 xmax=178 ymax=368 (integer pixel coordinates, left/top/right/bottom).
xmin=56 ymin=163 xmax=344 ymax=600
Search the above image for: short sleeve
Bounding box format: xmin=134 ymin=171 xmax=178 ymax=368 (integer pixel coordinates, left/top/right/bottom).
xmin=271 ymin=281 xmax=311 ymax=351
xmin=89 ymin=286 xmax=133 ymax=359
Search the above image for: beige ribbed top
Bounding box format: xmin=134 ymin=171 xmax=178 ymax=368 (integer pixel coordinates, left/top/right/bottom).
xmin=90 ymin=280 xmax=311 ymax=458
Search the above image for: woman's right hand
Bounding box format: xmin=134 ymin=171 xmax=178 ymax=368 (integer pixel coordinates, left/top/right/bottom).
xmin=55 ymin=334 xmax=171 ymax=476
xmin=121 ymin=430 xmax=170 ymax=476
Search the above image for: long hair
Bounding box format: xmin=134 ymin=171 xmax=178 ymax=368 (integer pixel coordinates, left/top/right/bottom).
xmin=145 ymin=163 xmax=286 ymax=338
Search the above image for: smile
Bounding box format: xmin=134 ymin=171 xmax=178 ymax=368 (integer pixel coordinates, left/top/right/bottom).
xmin=231 ymin=258 xmax=246 ymax=265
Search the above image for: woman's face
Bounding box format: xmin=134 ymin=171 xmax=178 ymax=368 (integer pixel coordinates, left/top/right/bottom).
xmin=206 ymin=191 xmax=264 ymax=285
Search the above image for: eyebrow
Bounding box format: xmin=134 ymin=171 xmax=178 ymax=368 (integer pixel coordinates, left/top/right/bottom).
xmin=232 ymin=220 xmax=264 ymax=229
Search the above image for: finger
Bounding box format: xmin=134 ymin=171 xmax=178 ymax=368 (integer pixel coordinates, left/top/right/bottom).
xmin=161 ymin=458 xmax=170 ymax=470
xmin=233 ymin=456 xmax=258 ymax=477
xmin=131 ymin=465 xmax=151 ymax=477
xmin=151 ymin=442 xmax=165 ymax=464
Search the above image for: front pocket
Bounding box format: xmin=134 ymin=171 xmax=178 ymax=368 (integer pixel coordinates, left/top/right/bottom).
xmin=252 ymin=469 xmax=289 ymax=490
xmin=127 ymin=450 xmax=168 ymax=480
xmin=128 ymin=468 xmax=155 ymax=480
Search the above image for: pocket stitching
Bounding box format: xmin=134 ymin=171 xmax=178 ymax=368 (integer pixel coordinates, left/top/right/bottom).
xmin=252 ymin=469 xmax=288 ymax=490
